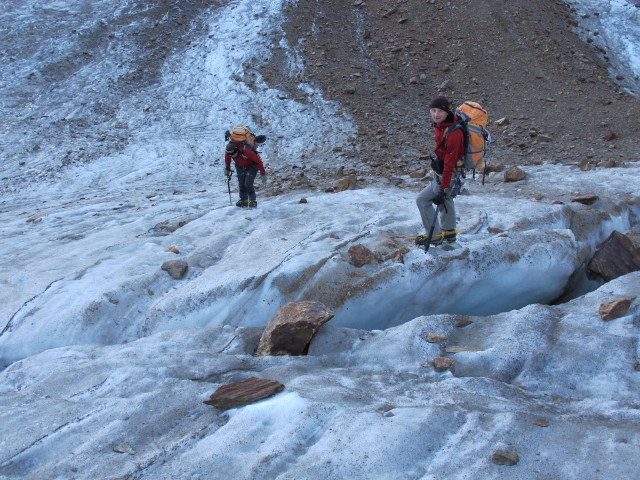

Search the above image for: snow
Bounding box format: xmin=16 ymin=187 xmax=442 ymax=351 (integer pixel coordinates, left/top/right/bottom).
xmin=565 ymin=0 xmax=640 ymax=96
xmin=0 ymin=1 xmax=639 ymax=479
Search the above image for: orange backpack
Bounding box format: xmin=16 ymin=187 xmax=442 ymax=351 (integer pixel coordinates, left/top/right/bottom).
xmin=228 ymin=125 xmax=257 ymax=149
xmin=224 ymin=126 xmax=267 ymax=151
xmin=452 ymin=101 xmax=491 ymax=171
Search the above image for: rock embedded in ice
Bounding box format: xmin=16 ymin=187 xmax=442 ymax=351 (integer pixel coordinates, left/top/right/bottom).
xmin=26 ymin=213 xmax=47 ymax=223
xmin=112 ymin=441 xmax=136 ymax=455
xmin=433 ymin=357 xmax=453 ymax=372
xmin=348 ymin=243 xmax=378 ymax=267
xmin=571 ymin=193 xmax=599 ymax=205
xmin=332 ymin=174 xmax=357 ymax=192
xmin=491 ymin=449 xmax=520 ymax=466
xmin=203 ymin=377 xmax=285 ymax=410
xmin=587 ymin=231 xmax=640 ymax=281
xmin=425 ymin=333 xmax=448 ymax=343
xmin=161 ymin=259 xmax=189 ymax=279
xmin=255 ymin=301 xmax=334 ymax=356
xmin=599 ymin=295 xmax=637 ymax=321
xmin=504 ymin=166 xmax=525 ymax=182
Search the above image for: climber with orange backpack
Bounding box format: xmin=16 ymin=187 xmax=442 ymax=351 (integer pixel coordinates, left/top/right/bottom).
xmin=415 ymin=97 xmax=490 ymax=250
xmin=224 ymin=126 xmax=267 ymax=208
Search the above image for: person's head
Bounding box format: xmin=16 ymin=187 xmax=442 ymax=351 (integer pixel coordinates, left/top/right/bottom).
xmin=226 ymin=142 xmax=239 ymax=157
xmin=429 ymin=96 xmax=453 ymax=124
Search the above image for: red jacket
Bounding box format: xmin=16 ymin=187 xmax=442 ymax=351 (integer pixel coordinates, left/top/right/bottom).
xmin=224 ymin=143 xmax=266 ymax=176
xmin=434 ymin=116 xmax=464 ymax=189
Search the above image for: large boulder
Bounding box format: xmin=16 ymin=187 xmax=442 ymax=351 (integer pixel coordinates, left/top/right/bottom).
xmin=587 ymin=231 xmax=640 ymax=281
xmin=255 ymin=301 xmax=334 ymax=356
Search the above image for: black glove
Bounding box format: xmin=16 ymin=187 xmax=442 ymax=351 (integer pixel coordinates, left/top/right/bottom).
xmin=224 ymin=168 xmax=232 ymax=180
xmin=433 ymin=189 xmax=446 ymax=206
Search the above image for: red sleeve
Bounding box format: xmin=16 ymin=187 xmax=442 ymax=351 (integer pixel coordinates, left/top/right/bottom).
xmin=440 ymin=128 xmax=464 ymax=189
xmin=224 ymin=153 xmax=231 ymax=170
xmin=245 ymin=149 xmax=266 ymax=176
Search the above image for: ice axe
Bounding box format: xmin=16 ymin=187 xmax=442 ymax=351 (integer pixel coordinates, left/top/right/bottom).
xmin=423 ymin=204 xmax=446 ymax=254
xmin=226 ymin=170 xmax=233 ymax=206
xmin=423 ymin=214 xmax=437 ymax=254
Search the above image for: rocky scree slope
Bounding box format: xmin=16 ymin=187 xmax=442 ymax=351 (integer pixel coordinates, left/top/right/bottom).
xmin=261 ymin=0 xmax=640 ymax=189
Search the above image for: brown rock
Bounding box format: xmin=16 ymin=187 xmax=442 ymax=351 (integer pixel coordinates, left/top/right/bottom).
xmin=26 ymin=213 xmax=47 ymax=223
xmin=571 ymin=194 xmax=599 ymax=205
xmin=456 ymin=318 xmax=473 ymax=328
xmin=484 ymin=163 xmax=504 ymax=174
xmin=492 ymin=449 xmax=520 ymax=466
xmin=487 ymin=227 xmax=505 ymax=234
xmin=434 ymin=357 xmax=453 ymax=372
xmin=161 ymin=259 xmax=188 ymax=279
xmin=599 ymin=296 xmax=637 ymax=321
xmin=504 ymin=166 xmax=525 ymax=182
xmin=603 ymin=130 xmax=617 ymax=141
xmin=409 ymin=168 xmax=427 ymax=178
xmin=255 ymin=301 xmax=334 ymax=356
xmin=165 ymin=246 xmax=180 ymax=254
xmin=535 ymin=419 xmax=550 ymax=427
xmin=348 ymin=244 xmax=377 ymax=267
xmin=333 ymin=174 xmax=357 ymax=192
xmin=384 ymin=247 xmax=409 ymax=263
xmin=626 ymin=230 xmax=640 ymax=250
xmin=112 ymin=441 xmax=136 ymax=455
xmin=587 ymin=231 xmax=640 ymax=281
xmin=203 ymin=377 xmax=284 ymax=410
xmin=426 ymin=333 xmax=448 ymax=343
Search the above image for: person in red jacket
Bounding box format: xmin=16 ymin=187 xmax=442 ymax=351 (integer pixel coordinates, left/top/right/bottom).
xmin=224 ymin=142 xmax=267 ymax=207
xmin=416 ymin=96 xmax=464 ymax=245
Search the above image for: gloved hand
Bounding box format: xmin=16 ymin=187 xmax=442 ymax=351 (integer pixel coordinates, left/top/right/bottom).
xmin=433 ymin=189 xmax=446 ymax=206
xmin=260 ymin=175 xmax=267 ymax=184
xmin=224 ymin=168 xmax=232 ymax=180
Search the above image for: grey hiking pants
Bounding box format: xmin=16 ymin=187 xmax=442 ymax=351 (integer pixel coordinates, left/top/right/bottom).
xmin=416 ymin=175 xmax=456 ymax=234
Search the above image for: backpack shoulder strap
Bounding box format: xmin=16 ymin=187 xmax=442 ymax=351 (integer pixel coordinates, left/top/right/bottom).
xmin=438 ymin=122 xmax=463 ymax=150
xmin=242 ymin=141 xmax=257 ymax=153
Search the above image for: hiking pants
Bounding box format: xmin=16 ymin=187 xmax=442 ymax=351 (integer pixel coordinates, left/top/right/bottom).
xmin=235 ymin=164 xmax=259 ymax=201
xmin=416 ymin=175 xmax=456 ymax=234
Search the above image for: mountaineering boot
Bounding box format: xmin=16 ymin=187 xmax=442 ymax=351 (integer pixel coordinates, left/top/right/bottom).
xmin=248 ymin=200 xmax=258 ymax=208
xmin=236 ymin=199 xmax=249 ymax=207
xmin=431 ymin=229 xmax=458 ymax=245
xmin=442 ymin=229 xmax=458 ymax=242
xmin=415 ymin=229 xmax=458 ymax=246
xmin=415 ymin=234 xmax=430 ymax=246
